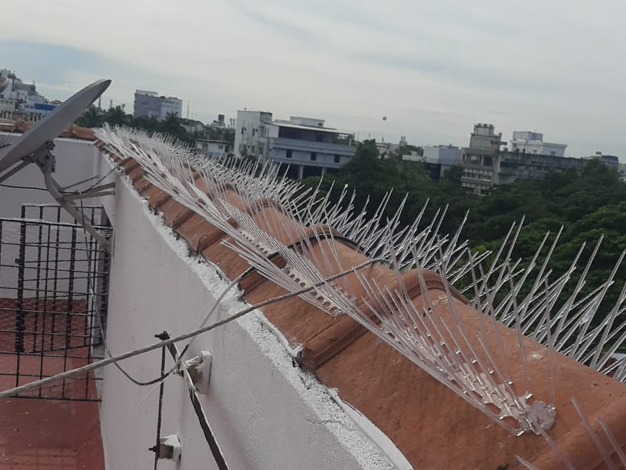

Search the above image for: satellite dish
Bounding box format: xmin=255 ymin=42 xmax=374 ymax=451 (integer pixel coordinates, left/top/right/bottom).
xmin=0 ymin=77 xmax=9 ymax=94
xmin=0 ymin=79 xmax=114 ymax=251
xmin=0 ymin=79 xmax=110 ymax=174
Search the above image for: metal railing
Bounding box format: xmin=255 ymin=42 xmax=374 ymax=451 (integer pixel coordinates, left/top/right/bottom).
xmin=0 ymin=204 xmax=111 ymax=401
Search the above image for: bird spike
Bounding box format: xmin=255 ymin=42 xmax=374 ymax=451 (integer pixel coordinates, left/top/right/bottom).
xmin=96 ymin=127 xmax=626 ymax=442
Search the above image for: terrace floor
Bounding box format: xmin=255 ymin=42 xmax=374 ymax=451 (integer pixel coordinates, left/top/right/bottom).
xmin=0 ymin=384 xmax=103 ymax=470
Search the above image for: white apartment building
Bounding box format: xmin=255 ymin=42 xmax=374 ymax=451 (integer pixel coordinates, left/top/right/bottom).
xmin=195 ymin=139 xmax=232 ymax=158
xmin=510 ymin=131 xmax=567 ymax=157
xmin=234 ymin=111 xmax=356 ymax=179
xmin=0 ymin=69 xmax=58 ymax=120
xmin=0 ymin=97 xmax=16 ymax=119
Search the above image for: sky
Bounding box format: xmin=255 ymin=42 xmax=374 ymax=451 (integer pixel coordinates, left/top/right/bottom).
xmin=1 ymin=0 xmax=625 ymax=158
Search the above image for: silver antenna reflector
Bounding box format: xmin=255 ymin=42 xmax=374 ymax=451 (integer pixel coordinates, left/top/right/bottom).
xmin=0 ymin=79 xmax=110 ymax=174
xmin=0 ymin=79 xmax=113 ymax=251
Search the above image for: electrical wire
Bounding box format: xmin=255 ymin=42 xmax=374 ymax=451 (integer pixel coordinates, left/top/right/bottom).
xmin=0 ymin=183 xmax=49 ymax=192
xmin=0 ymin=258 xmax=381 ymax=400
xmin=77 ymin=200 xmax=173 ymax=387
xmin=84 ymin=163 xmax=121 ymax=192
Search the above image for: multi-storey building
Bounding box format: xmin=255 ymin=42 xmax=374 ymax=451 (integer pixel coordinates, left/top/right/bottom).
xmin=133 ymin=90 xmax=183 ymax=120
xmin=403 ymin=145 xmax=463 ymax=180
xmin=195 ymin=139 xmax=232 ymax=158
xmin=0 ymin=69 xmax=58 ymax=121
xmin=459 ymin=123 xmax=503 ymax=194
xmin=457 ymin=124 xmax=621 ymax=194
xmin=510 ymin=131 xmax=567 ymax=157
xmin=234 ymin=111 xmax=356 ymax=179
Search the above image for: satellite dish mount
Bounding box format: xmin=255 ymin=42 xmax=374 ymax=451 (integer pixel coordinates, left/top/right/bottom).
xmin=0 ymin=79 xmax=114 ymax=251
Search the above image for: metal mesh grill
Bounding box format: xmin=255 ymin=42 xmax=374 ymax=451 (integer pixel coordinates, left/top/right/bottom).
xmin=0 ymin=204 xmax=111 ymax=401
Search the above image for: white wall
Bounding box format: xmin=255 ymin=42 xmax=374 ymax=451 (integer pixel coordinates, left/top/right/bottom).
xmin=423 ymin=145 xmax=462 ymax=165
xmin=0 ymin=133 xmax=103 ymax=219
xmin=234 ymin=111 xmax=273 ymax=158
xmin=99 ymin=171 xmax=398 ymax=470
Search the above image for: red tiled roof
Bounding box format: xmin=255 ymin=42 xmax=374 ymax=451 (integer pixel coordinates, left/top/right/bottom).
xmin=0 ymin=119 xmax=96 ymax=141
xmin=100 ymin=140 xmax=626 ymax=470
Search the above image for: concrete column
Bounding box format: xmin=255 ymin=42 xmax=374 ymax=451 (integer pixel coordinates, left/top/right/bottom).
xmin=297 ymin=165 xmax=304 ymax=180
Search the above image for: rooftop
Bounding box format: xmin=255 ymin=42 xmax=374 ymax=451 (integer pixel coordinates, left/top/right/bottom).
xmin=1 ymin=120 xmax=626 ymax=469
xmin=269 ymin=119 xmax=348 ymax=135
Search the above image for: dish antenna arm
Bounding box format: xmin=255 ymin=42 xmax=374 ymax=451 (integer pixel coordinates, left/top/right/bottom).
xmin=33 ymin=141 xmax=113 ymax=251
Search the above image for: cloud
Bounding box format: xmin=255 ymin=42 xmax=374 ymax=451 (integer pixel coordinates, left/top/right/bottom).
xmin=0 ymin=0 xmax=624 ymax=157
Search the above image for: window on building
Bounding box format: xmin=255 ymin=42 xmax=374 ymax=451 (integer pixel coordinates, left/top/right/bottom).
xmin=251 ymin=145 xmax=256 ymax=153
xmin=286 ymin=150 xmax=293 ymax=159
xmin=311 ymin=152 xmax=317 ymax=161
xmin=334 ymin=155 xmax=341 ymax=163
xmin=252 ymin=128 xmax=257 ymax=136
xmin=218 ymin=145 xmax=224 ymax=150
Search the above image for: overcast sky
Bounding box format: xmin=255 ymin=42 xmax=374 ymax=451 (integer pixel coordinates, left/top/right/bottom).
xmin=1 ymin=0 xmax=624 ymax=157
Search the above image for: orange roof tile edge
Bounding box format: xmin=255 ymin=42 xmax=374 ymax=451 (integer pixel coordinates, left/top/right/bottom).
xmin=104 ymin=142 xmax=626 ymax=470
xmin=0 ymin=119 xmax=97 ymax=141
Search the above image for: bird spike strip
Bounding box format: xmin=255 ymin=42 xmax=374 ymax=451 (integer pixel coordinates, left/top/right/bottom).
xmin=516 ymin=399 xmax=626 ymax=470
xmin=96 ymin=126 xmax=626 ymax=437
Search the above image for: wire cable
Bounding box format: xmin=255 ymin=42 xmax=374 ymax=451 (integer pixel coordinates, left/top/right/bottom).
xmin=0 ymin=183 xmax=49 ymax=192
xmin=84 ymin=163 xmax=122 ymax=193
xmin=0 ymin=258 xmax=380 ymax=400
xmin=77 ymin=202 xmax=173 ymax=387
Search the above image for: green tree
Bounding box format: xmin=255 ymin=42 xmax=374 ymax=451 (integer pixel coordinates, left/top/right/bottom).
xmin=75 ymin=106 xmax=102 ymax=128
xmin=102 ymin=105 xmax=132 ymax=127
xmin=157 ymin=113 xmax=191 ymax=143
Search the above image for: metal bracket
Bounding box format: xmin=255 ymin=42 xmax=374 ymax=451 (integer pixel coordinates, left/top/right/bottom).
xmin=165 ymin=341 xmax=228 ymax=470
xmin=184 ymin=350 xmax=213 ymax=395
xmin=149 ymin=434 xmax=182 ymax=462
xmin=31 ymin=142 xmax=114 ymax=252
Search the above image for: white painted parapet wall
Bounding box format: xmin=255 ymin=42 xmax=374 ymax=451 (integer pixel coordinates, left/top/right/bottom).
xmin=0 ymin=131 xmax=405 ymax=469
xmin=99 ymin=155 xmax=405 ymax=469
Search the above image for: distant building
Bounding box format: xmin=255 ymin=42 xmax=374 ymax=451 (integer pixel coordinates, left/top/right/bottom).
xmin=195 ymin=139 xmax=232 ymax=159
xmin=496 ymin=151 xmax=585 ymax=186
xmin=234 ymin=111 xmax=356 ymax=179
xmin=510 ymin=131 xmax=567 ymax=157
xmin=583 ymin=152 xmax=619 ymax=169
xmin=376 ymin=136 xmax=406 ymax=158
xmin=402 ymin=145 xmax=463 ymax=180
xmin=180 ymin=118 xmax=205 ymax=135
xmin=456 ymin=124 xmax=622 ymax=194
xmin=133 ymin=90 xmax=183 ymax=120
xmin=0 ymin=69 xmax=58 ymax=121
xmin=210 ymin=114 xmax=227 ymax=129
xmin=0 ymin=97 xmax=16 ymax=119
xmin=460 ymin=123 xmax=503 ymax=195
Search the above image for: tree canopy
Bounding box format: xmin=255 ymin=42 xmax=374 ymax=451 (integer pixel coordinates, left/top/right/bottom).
xmin=75 ymin=106 xmax=235 ymax=146
xmin=302 ymin=140 xmax=626 ymax=331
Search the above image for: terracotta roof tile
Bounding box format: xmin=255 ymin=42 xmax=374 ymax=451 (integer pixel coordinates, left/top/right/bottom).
xmin=0 ymin=120 xmax=96 ymax=141
xmin=143 ymin=185 xmax=172 ymax=210
xmin=103 ymin=147 xmax=626 ymax=470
